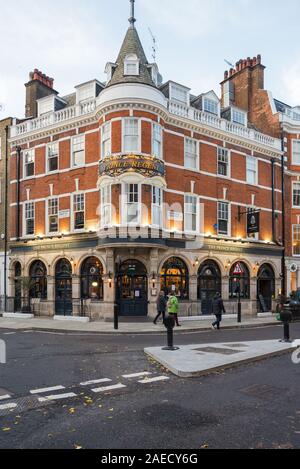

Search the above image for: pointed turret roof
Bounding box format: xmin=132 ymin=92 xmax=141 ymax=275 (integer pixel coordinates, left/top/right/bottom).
xmin=106 ymin=9 xmax=155 ymax=88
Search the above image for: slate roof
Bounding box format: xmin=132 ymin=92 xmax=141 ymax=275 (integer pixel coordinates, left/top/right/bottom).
xmin=106 ymin=26 xmax=155 ymax=88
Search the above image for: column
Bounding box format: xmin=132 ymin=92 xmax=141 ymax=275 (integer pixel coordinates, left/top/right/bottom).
xmin=148 ymin=248 xmax=159 ymax=318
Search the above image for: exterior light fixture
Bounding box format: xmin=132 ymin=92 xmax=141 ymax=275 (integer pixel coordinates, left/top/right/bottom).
xmin=108 ymin=272 xmax=113 ymax=288
xmin=152 ymin=272 xmax=156 ymax=288
xmin=92 ymin=282 xmax=99 ymax=288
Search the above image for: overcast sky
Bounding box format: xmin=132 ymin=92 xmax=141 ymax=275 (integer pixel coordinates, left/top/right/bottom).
xmin=1 ymin=0 xmax=300 ymax=118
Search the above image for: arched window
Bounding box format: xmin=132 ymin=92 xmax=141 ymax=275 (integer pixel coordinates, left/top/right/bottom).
xmin=124 ymin=54 xmax=139 ymax=76
xmin=29 ymin=261 xmax=47 ymax=299
xmin=229 ymin=262 xmax=250 ymax=299
xmin=160 ymin=257 xmax=189 ymax=299
xmin=81 ymin=257 xmax=104 ymax=301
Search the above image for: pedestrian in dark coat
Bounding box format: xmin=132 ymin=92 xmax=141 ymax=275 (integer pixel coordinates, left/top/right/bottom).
xmin=153 ymin=291 xmax=167 ymax=325
xmin=212 ymin=292 xmax=226 ymax=330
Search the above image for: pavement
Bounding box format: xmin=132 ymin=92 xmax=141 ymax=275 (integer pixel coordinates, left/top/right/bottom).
xmin=0 ymin=315 xmax=278 ymax=334
xmin=145 ymin=340 xmax=298 ymax=377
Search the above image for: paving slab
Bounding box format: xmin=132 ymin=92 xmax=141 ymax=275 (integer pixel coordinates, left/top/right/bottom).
xmin=144 ymin=340 xmax=298 ymax=377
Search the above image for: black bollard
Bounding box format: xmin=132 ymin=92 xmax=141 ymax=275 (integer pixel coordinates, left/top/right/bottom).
xmin=280 ymin=305 xmax=292 ymax=343
xmin=162 ymin=316 xmax=180 ymax=351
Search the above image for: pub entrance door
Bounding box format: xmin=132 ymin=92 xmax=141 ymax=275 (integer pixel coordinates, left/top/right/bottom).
xmin=116 ymin=260 xmax=148 ymax=317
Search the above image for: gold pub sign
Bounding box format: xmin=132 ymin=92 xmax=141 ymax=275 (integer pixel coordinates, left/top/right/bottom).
xmin=99 ymin=155 xmax=165 ymax=178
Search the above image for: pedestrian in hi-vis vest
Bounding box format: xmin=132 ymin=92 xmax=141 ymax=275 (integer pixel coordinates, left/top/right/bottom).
xmin=167 ymin=293 xmax=181 ymax=327
xmin=153 ymin=291 xmax=167 ymax=325
xmin=212 ymin=292 xmax=226 ymax=330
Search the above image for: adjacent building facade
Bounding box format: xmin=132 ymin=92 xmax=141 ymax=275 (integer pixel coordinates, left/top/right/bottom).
xmin=7 ymin=7 xmax=285 ymax=320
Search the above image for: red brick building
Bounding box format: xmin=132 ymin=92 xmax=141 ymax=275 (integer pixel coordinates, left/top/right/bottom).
xmin=8 ymin=4 xmax=284 ymax=320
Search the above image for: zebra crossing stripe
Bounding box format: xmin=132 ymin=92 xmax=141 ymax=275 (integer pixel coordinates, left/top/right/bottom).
xmin=0 ymin=395 xmax=11 ymax=401
xmin=138 ymin=376 xmax=170 ymax=384
xmin=92 ymin=384 xmax=126 ymax=393
xmin=122 ymin=372 xmax=152 ymax=379
xmin=80 ymin=378 xmax=112 ymax=386
xmin=38 ymin=393 xmax=77 ymax=403
xmin=30 ymin=385 xmax=65 ymax=395
xmin=0 ymin=403 xmax=17 ymax=410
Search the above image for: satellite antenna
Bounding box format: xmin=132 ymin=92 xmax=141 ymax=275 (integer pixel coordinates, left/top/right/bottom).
xmin=148 ymin=28 xmax=157 ymax=62
xmin=224 ymin=59 xmax=235 ymax=68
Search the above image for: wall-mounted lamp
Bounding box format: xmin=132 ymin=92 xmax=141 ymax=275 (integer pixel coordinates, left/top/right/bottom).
xmin=152 ymin=272 xmax=156 ymax=289
xmin=193 ymin=257 xmax=200 ymax=268
xmin=108 ymin=271 xmax=113 ymax=288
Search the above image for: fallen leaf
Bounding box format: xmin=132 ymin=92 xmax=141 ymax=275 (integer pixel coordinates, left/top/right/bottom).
xmin=74 ymin=444 xmax=82 ymax=450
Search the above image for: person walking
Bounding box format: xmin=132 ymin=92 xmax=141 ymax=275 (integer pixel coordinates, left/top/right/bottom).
xmin=153 ymin=291 xmax=167 ymax=325
xmin=167 ymin=292 xmax=181 ymax=327
xmin=212 ymin=292 xmax=226 ymax=330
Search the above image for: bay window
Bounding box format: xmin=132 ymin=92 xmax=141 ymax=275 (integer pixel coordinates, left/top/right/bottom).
xmin=124 ymin=184 xmax=139 ymax=225
xmin=101 ymin=186 xmax=111 ymax=227
xmin=152 ymin=187 xmax=163 ymax=227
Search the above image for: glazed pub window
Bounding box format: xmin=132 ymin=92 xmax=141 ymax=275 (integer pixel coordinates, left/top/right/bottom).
xmin=152 ymin=124 xmax=162 ymax=159
xmin=124 ymin=184 xmax=139 ymax=225
xmin=293 ymin=225 xmax=300 ymax=255
xmin=101 ymin=122 xmax=111 ymax=159
xmin=217 ymin=148 xmax=229 ymax=177
xmin=292 ymin=140 xmax=300 ymax=165
xmin=218 ymin=202 xmax=229 ymax=236
xmin=47 ymin=143 xmax=59 ymax=172
xmin=184 ymin=195 xmax=197 ymax=233
xmin=123 ymin=119 xmax=139 ymax=153
xmin=72 ymin=135 xmax=85 ymax=167
xmin=293 ymin=183 xmax=300 ymax=207
xmin=48 ymin=198 xmax=59 ymax=234
xmin=73 ymin=194 xmax=85 ymax=230
xmin=185 ymin=138 xmax=198 ymax=170
xmin=24 ymin=149 xmax=35 ymax=178
xmin=25 ymin=202 xmax=35 ymax=236
xmin=101 ymin=186 xmax=111 ymax=227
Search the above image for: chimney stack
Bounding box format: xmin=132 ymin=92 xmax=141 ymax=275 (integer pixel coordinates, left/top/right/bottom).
xmin=25 ymin=69 xmax=57 ymax=119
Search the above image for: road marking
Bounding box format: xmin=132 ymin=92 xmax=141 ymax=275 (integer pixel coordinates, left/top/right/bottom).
xmin=0 ymin=395 xmax=11 ymax=401
xmin=122 ymin=372 xmax=152 ymax=379
xmin=38 ymin=393 xmax=77 ymax=403
xmin=0 ymin=403 xmax=17 ymax=410
xmin=30 ymin=385 xmax=65 ymax=395
xmin=80 ymin=378 xmax=112 ymax=386
xmin=3 ymin=332 xmax=16 ymax=335
xmin=138 ymin=376 xmax=170 ymax=384
xmin=92 ymin=383 xmax=126 ymax=393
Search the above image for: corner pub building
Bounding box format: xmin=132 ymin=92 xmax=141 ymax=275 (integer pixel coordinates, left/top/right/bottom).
xmin=7 ymin=2 xmax=284 ymax=320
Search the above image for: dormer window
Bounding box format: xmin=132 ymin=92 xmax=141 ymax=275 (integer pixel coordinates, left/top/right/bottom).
xmin=170 ymin=82 xmax=190 ymax=105
xmin=124 ymin=54 xmax=139 ymax=76
xmin=232 ymin=108 xmax=247 ymax=126
xmin=203 ymin=97 xmax=219 ymax=115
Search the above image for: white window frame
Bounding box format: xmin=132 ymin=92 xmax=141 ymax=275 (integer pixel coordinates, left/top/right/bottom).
xmin=292 ymin=139 xmax=300 ymax=165
xmin=292 ymin=182 xmax=300 ymax=208
xmin=152 ymin=123 xmax=163 ymax=159
xmin=203 ymin=97 xmax=219 ymax=115
xmin=47 ymin=142 xmax=59 ymax=174
xmin=217 ymin=201 xmax=231 ymax=237
xmin=217 ymin=147 xmax=230 ymax=178
xmin=101 ymin=122 xmax=111 ymax=159
xmin=122 ymin=183 xmax=141 ymax=226
xmin=184 ymin=194 xmax=199 ymax=234
xmin=293 ymin=224 xmax=300 ymax=256
xmin=124 ymin=54 xmax=139 ymax=76
xmin=23 ymin=149 xmax=35 ymax=179
xmin=246 ymin=155 xmax=258 ymax=185
xmin=184 ymin=138 xmax=199 ymax=171
xmin=72 ymin=193 xmax=85 ymax=232
xmin=100 ymin=185 xmax=112 ymax=228
xmin=71 ymin=135 xmax=85 ymax=168
xmin=76 ymin=83 xmax=95 ymax=104
xmin=47 ymin=197 xmax=59 ymax=235
xmin=152 ymin=186 xmax=163 ymax=228
xmin=232 ymin=107 xmax=247 ymax=126
xmin=169 ymin=83 xmax=190 ymax=105
xmin=24 ymin=201 xmax=35 ymax=237
xmin=122 ymin=118 xmax=141 ymax=154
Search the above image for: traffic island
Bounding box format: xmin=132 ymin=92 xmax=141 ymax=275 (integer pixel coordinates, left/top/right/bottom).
xmin=144 ymin=340 xmax=298 ymax=377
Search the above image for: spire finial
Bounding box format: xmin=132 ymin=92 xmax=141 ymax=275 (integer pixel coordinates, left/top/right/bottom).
xmin=129 ymin=0 xmax=136 ymax=28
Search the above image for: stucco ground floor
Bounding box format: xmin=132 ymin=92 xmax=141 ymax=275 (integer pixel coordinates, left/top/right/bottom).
xmin=6 ymin=236 xmax=283 ymax=321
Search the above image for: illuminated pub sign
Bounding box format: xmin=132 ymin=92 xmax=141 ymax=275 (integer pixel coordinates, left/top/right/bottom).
xmin=99 ymin=155 xmax=165 ymax=178
xmin=247 ymin=210 xmax=260 ymax=235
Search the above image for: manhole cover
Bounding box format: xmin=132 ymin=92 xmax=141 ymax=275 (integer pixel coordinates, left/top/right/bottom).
xmin=195 ymin=347 xmax=243 ymax=355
